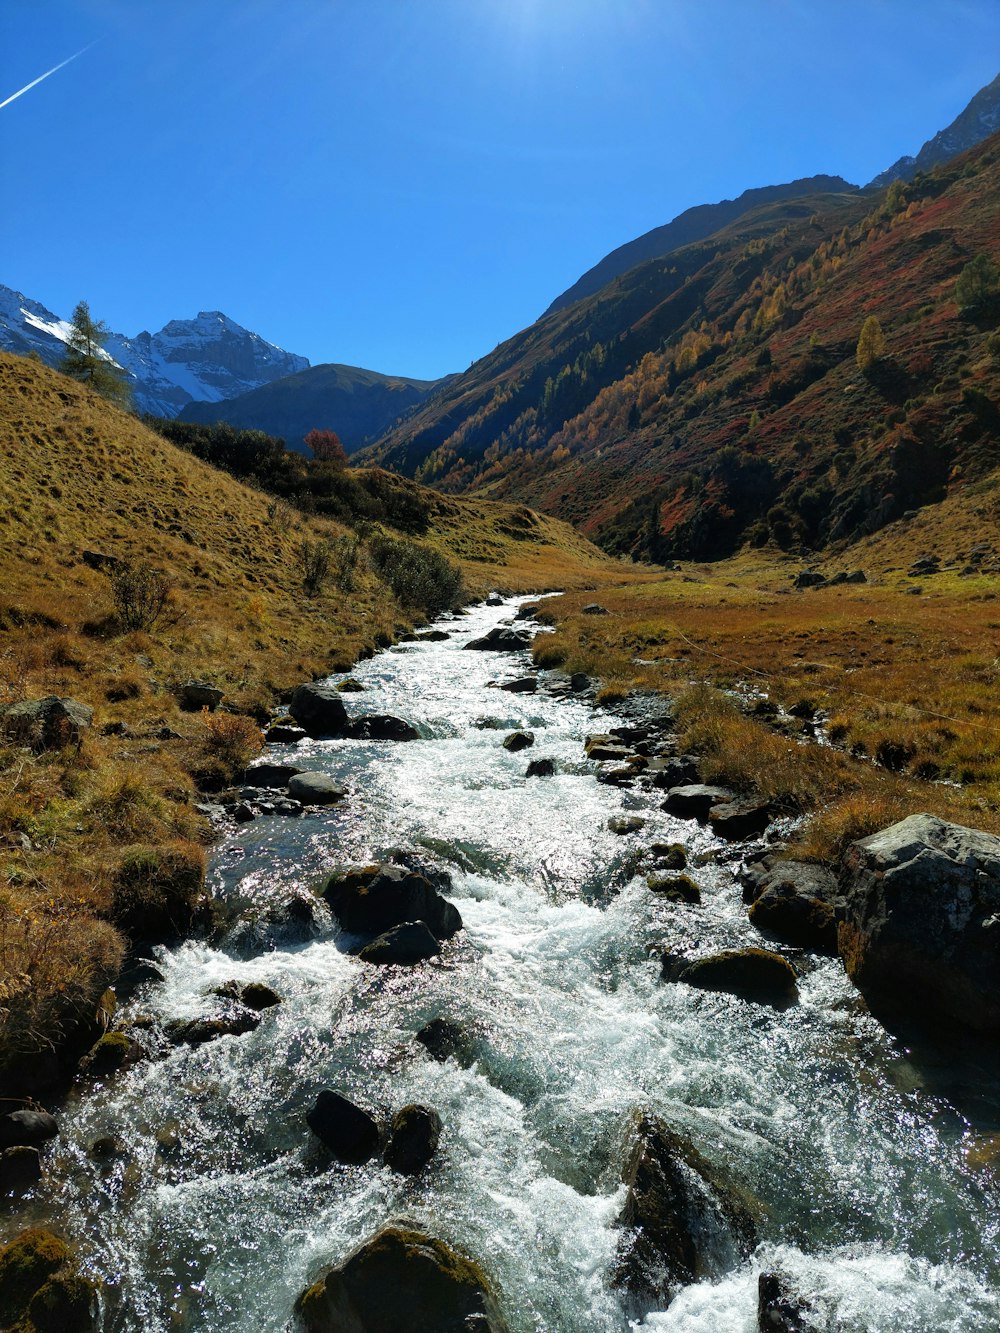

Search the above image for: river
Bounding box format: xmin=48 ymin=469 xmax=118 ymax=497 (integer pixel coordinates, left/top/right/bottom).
xmin=24 ymin=597 xmax=1000 ymax=1331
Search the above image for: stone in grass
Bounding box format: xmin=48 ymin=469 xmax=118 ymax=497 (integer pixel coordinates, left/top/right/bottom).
xmin=358 ymin=922 xmax=442 ymax=965
xmin=674 ymin=949 xmax=798 ymax=1006
xmin=502 ymin=730 xmax=534 ymax=753
xmin=296 ymin=1226 xmax=508 ymax=1333
xmin=526 ymin=757 xmax=555 ymax=777
xmin=306 ymin=1090 xmax=380 ymax=1165
xmin=608 ymin=816 xmax=646 ymax=836
xmin=383 ymin=1104 xmax=443 ymax=1175
xmin=647 ymin=873 xmax=701 ymax=905
xmin=287 ymin=772 xmax=347 ymax=805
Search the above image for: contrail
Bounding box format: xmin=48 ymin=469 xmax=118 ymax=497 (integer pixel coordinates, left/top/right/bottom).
xmin=0 ymin=42 xmax=97 ymax=112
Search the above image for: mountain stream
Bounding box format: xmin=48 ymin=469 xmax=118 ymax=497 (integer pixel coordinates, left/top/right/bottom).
xmin=20 ymin=598 xmax=1000 ymax=1331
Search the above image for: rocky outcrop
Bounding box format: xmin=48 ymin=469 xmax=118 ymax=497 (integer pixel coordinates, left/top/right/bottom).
xmin=306 ymin=1090 xmax=380 ymax=1164
xmin=668 ymin=949 xmax=798 ymax=1005
xmin=613 ymin=1114 xmax=757 ymax=1312
xmin=0 ymin=696 xmax=93 ymax=751
xmin=296 ymin=1226 xmax=507 ymax=1333
xmin=289 ymin=684 xmax=348 ymax=737
xmin=838 ymin=814 xmax=1000 ymax=1033
xmin=320 ymin=865 xmax=461 ymax=942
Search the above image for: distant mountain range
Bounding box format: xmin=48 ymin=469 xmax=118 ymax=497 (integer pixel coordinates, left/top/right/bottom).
xmin=870 ymin=71 xmax=1000 ymax=188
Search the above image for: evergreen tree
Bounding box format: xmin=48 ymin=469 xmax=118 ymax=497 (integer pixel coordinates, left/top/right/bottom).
xmin=955 ymin=254 xmax=1000 ymax=316
xmin=61 ymin=300 xmax=131 ymax=407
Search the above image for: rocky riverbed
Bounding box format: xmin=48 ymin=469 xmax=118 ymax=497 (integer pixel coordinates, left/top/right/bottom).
xmin=2 ymin=597 xmax=999 ymax=1332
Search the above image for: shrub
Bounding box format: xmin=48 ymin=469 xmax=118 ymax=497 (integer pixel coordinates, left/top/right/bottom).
xmin=199 ymin=708 xmax=262 ymax=778
xmin=367 ymin=535 xmax=464 ymax=616
xmin=300 ymin=539 xmax=331 ymax=598
xmin=955 ymin=253 xmax=1000 ymax=316
xmin=108 ymin=560 xmax=173 ymax=631
xmin=334 ymin=534 xmax=361 ymax=592
xmin=110 ymin=840 xmax=206 ymax=942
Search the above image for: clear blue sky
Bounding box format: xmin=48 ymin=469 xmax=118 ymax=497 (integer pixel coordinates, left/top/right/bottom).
xmin=2 ymin=1 xmax=998 ymax=380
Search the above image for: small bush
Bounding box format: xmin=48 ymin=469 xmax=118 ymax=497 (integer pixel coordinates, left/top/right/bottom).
xmin=87 ymin=772 xmax=167 ymax=840
xmin=367 ymin=534 xmax=464 ymax=616
xmin=955 ymin=253 xmax=1000 ymax=316
xmin=110 ymin=840 xmax=206 ymax=942
xmin=108 ymin=560 xmax=174 ymax=632
xmin=198 ymin=708 xmax=262 ymax=778
xmin=334 ymin=534 xmax=361 ymax=592
xmin=300 ymin=539 xmax=331 ymax=598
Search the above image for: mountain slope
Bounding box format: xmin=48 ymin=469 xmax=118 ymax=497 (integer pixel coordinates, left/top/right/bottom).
xmin=870 ymin=71 xmax=1000 ymax=188
xmin=0 ymin=286 xmax=308 ymax=417
xmin=543 ymin=175 xmax=856 ymax=316
xmin=365 ymin=133 xmax=1000 ymax=561
xmin=177 ymin=361 xmax=445 ymax=454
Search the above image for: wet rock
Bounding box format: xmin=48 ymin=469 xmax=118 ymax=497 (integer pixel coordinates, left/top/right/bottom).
xmin=758 ymin=1271 xmax=810 ymax=1330
xmin=569 ymin=672 xmax=591 ymax=692
xmin=177 ymin=680 xmax=224 ymax=711
xmin=296 ymin=1225 xmax=507 ymax=1333
xmin=337 ymin=678 xmax=365 ymax=692
xmin=0 ymin=1228 xmax=99 ymax=1332
xmin=747 ymin=862 xmax=841 ymax=953
xmin=289 ymin=683 xmax=348 ymax=737
xmin=0 ymin=1146 xmax=41 ymax=1194
xmin=649 ymin=843 xmax=687 ymax=871
xmin=383 ymin=1104 xmax=443 ymax=1174
xmin=287 ymin=772 xmax=347 ymax=805
xmin=608 ymin=816 xmax=646 ymax=836
xmin=78 ymin=1031 xmax=138 ymax=1078
xmin=359 ymin=922 xmax=442 ymax=965
xmin=587 ymin=743 xmax=633 ymax=763
xmin=498 ymin=677 xmax=537 ymax=694
xmin=241 ymin=982 xmax=282 ymax=1011
xmin=502 ymin=730 xmax=534 ymax=752
xmin=264 ymin=724 xmax=308 ymax=744
xmin=306 ymin=1090 xmax=381 ymax=1164
xmin=662 ymin=784 xmax=735 ymax=821
xmin=709 ymin=797 xmax=776 ymax=841
xmin=233 ymin=802 xmax=256 ymax=824
xmin=320 ymin=864 xmax=462 ymax=941
xmin=673 ymin=949 xmax=798 ymax=1005
xmin=0 ymin=1110 xmax=58 ymax=1150
xmin=464 ymin=626 xmax=531 ymax=652
xmin=414 ymin=629 xmax=450 ymax=641
xmin=526 ymin=757 xmax=555 ymax=777
xmin=485 ymin=592 xmax=505 ymax=607
xmin=0 ymin=696 xmax=93 ymax=751
xmin=345 ymin=715 xmax=420 ymax=742
xmin=647 ymin=873 xmax=701 ymax=904
xmin=648 ymin=755 xmax=700 ymax=790
xmin=598 ymin=766 xmax=639 ymax=787
xmin=166 ymin=1004 xmax=261 ymax=1046
xmin=613 ymin=1114 xmax=758 ymax=1312
xmin=515 ymin=604 xmax=539 ymax=620
xmin=415 ymin=1019 xmax=471 ymax=1064
xmin=838 ymin=814 xmax=1000 ymax=1034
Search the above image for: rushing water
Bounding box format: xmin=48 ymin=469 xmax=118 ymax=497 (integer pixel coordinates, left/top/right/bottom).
xmin=16 ymin=598 xmax=1000 ymax=1331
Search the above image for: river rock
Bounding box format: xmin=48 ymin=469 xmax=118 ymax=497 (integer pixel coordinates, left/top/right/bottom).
xmin=746 ymin=861 xmax=842 ymax=952
xmin=0 ymin=1227 xmax=98 ymax=1332
xmin=502 ymin=730 xmax=534 ymax=752
xmin=244 ymin=760 xmax=306 ymax=788
xmin=306 ymin=1090 xmax=380 ymax=1163
xmin=166 ymin=1004 xmax=261 ymax=1046
xmin=296 ymin=1226 xmax=507 ymax=1333
xmin=570 ymin=672 xmax=591 ymax=692
xmin=320 ymin=865 xmax=462 ymax=941
xmin=0 ymin=1146 xmax=42 ymax=1194
xmin=0 ymin=696 xmax=93 ymax=751
xmin=837 ymin=814 xmax=1000 ymax=1033
xmin=345 ymin=715 xmax=420 ymax=742
xmin=337 ymin=679 xmax=365 ymax=692
xmin=515 ymin=604 xmax=539 ymax=620
xmin=464 ymin=626 xmax=531 ymax=652
xmin=649 ymin=755 xmax=700 ymax=789
xmin=526 ymin=757 xmax=555 ymax=777
xmin=78 ymin=1031 xmax=138 ymax=1078
xmin=289 ymin=683 xmax=348 ymax=737
xmin=662 ymin=784 xmax=735 ymax=821
xmin=649 ymin=843 xmax=687 ymax=870
xmin=588 ymin=743 xmax=633 ymax=763
xmin=647 ymin=873 xmax=701 ymax=904
xmin=608 ymin=816 xmax=646 ymax=836
xmin=672 ymin=949 xmax=798 ymax=1005
xmin=758 ymin=1271 xmax=810 ymax=1330
xmin=499 ymin=677 xmax=537 ymax=694
xmin=613 ymin=1114 xmax=757 ymax=1311
xmin=240 ymin=982 xmax=282 ymax=1010
xmin=383 ymin=1104 xmax=443 ymax=1174
xmin=709 ymin=798 xmax=776 ymax=841
xmin=264 ymin=724 xmax=308 ymax=744
xmin=415 ymin=629 xmax=450 ymax=641
xmin=0 ymin=1110 xmax=58 ymax=1150
xmin=359 ymin=922 xmax=442 ymax=965
xmin=287 ymin=772 xmax=347 ymax=805
xmin=415 ymin=1018 xmax=472 ymax=1064
xmin=485 ymin=592 xmax=505 ymax=606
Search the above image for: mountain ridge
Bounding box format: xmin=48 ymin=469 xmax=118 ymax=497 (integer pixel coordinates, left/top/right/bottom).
xmin=870 ymin=71 xmax=1000 ymax=188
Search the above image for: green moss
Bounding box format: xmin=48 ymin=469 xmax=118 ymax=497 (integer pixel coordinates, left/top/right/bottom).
xmin=27 ymin=1271 xmax=96 ymax=1333
xmin=82 ymin=1030 xmax=132 ymax=1076
xmin=650 ymin=842 xmax=687 ymax=870
xmin=647 ymin=873 xmax=701 ymax=904
xmin=0 ymin=1229 xmax=71 ymax=1327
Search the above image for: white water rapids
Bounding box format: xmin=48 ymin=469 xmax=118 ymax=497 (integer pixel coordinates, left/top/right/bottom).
xmin=18 ymin=598 xmax=1000 ymax=1330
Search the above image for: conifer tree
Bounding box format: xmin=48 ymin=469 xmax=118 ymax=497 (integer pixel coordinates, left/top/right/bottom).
xmin=61 ymin=300 xmax=131 ymax=407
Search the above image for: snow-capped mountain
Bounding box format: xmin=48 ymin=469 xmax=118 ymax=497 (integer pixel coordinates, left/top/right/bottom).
xmin=0 ymin=285 xmax=309 ymax=417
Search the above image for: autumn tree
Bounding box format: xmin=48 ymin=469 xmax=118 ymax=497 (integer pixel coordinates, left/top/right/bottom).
xmin=304 ymin=428 xmax=347 ymax=467
xmin=855 ymin=315 xmax=887 ymax=374
xmin=61 ymin=300 xmax=131 ymax=407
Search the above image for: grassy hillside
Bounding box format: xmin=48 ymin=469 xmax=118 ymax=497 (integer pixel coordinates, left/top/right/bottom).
xmin=0 ymin=353 xmax=613 ymax=1082
xmin=365 ymin=134 xmax=1000 ymax=562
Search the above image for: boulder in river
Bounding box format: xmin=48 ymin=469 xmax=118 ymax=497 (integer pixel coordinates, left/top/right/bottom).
xmin=287 ymin=772 xmax=347 ymax=805
xmin=670 ymin=948 xmax=798 ymax=1005
xmin=837 ymin=814 xmax=1000 ymax=1034
xmin=758 ymin=1271 xmax=810 ymax=1331
xmin=0 ymin=1110 xmax=58 ymax=1151
xmin=320 ymin=864 xmax=461 ymax=941
xmin=0 ymin=1227 xmax=99 ymax=1331
xmin=502 ymin=730 xmax=534 ymax=752
xmin=289 ymin=683 xmax=348 ymax=737
xmin=264 ymin=723 xmax=308 ymax=744
xmin=414 ymin=1018 xmax=473 ymax=1065
xmin=383 ymin=1104 xmax=442 ymax=1174
xmin=306 ymin=1090 xmax=381 ymax=1164
xmin=647 ymin=873 xmax=701 ymax=904
xmin=608 ymin=816 xmax=646 ymax=836
xmin=296 ymin=1225 xmax=507 ymax=1333
xmin=746 ymin=860 xmax=842 ymax=953
xmin=464 ymin=626 xmax=531 ymax=652
xmin=498 ymin=677 xmax=537 ymax=694
xmin=662 ymin=784 xmax=735 ymax=821
xmin=166 ymin=1004 xmax=261 ymax=1046
xmin=345 ymin=715 xmax=420 ymax=742
xmin=526 ymin=757 xmax=555 ymax=777
xmin=359 ymin=922 xmax=442 ymax=965
xmin=246 ymin=761 xmax=306 ymax=788
xmin=613 ymin=1114 xmax=758 ymax=1312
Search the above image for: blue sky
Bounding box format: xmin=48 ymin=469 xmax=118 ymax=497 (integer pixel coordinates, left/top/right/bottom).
xmin=2 ymin=1 xmax=998 ymax=380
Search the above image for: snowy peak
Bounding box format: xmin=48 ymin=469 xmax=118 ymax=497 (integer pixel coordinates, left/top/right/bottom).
xmin=0 ymin=285 xmax=309 ymax=418
xmin=870 ymin=71 xmax=1000 ymax=188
